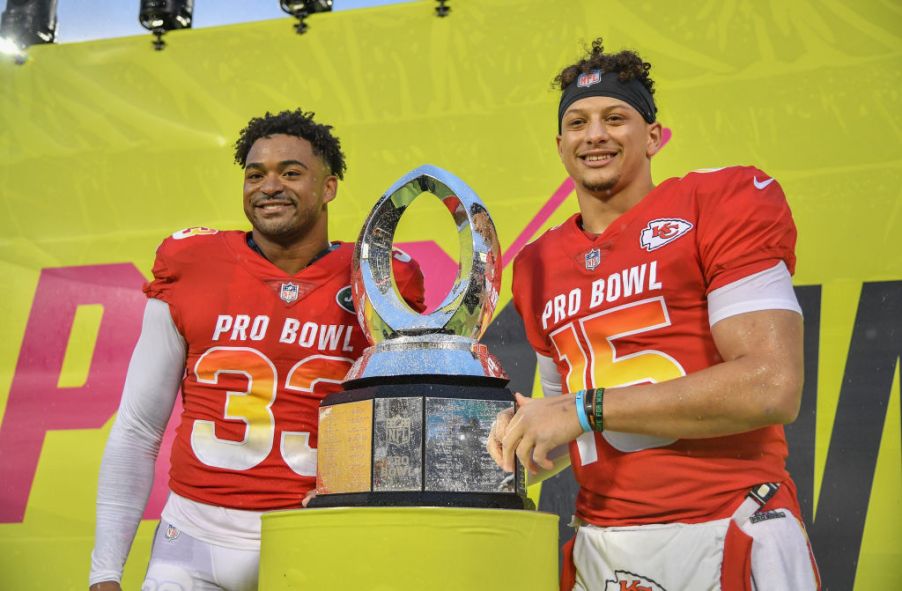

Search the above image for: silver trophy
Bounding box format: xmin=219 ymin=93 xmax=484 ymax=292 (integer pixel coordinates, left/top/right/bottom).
xmin=311 ymin=165 xmax=527 ymax=509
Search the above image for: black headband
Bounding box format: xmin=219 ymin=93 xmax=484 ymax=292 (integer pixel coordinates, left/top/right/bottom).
xmin=558 ymin=69 xmax=657 ymax=132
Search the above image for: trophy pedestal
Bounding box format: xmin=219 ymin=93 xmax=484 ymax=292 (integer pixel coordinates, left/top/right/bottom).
xmin=258 ymin=507 xmax=558 ymax=590
xmin=311 ymin=378 xmax=527 ymax=509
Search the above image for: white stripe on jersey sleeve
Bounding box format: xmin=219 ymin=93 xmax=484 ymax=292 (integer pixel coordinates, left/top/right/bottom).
xmin=708 ymin=261 xmax=802 ymax=327
xmin=90 ymin=298 xmax=186 ymax=586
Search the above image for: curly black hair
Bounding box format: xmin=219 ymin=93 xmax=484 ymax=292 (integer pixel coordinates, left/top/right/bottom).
xmin=233 ymin=109 xmax=347 ymax=180
xmin=554 ymin=38 xmax=655 ymax=97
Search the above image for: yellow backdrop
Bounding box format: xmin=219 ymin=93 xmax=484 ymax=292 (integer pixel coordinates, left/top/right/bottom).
xmin=0 ymin=1 xmax=899 ymax=589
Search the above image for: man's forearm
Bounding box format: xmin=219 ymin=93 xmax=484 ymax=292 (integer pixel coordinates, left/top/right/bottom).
xmin=603 ymin=309 xmax=803 ymax=439
xmin=90 ymin=416 xmax=162 ymax=585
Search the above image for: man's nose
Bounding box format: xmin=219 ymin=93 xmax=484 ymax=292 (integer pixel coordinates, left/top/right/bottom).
xmin=260 ymin=173 xmax=284 ymax=195
xmin=585 ymin=118 xmax=609 ymax=143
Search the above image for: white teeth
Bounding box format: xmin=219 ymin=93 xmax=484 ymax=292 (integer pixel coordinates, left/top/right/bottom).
xmin=585 ymin=154 xmax=613 ymax=162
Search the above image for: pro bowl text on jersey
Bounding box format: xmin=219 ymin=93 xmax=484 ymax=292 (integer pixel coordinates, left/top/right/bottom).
xmin=541 ymin=260 xmax=663 ymax=330
xmin=211 ymin=313 xmax=356 ymax=353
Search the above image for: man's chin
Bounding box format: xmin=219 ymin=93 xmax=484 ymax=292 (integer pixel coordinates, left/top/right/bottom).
xmin=252 ymin=222 xmax=298 ymax=240
xmin=582 ymin=178 xmax=618 ymax=194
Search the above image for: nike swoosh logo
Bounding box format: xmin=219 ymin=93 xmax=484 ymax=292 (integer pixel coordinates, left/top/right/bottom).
xmin=754 ymin=176 xmax=775 ymax=190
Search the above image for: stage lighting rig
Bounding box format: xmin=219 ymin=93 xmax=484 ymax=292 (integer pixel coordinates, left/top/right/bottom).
xmin=139 ymin=0 xmax=193 ymax=51
xmin=280 ymin=1 xmax=332 ymax=35
xmin=435 ymin=0 xmax=450 ymax=17
xmin=0 ymin=0 xmax=58 ymax=64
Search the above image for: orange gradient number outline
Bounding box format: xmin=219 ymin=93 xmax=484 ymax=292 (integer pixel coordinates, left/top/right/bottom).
xmin=549 ymin=297 xmax=685 ymax=464
xmin=190 ymin=347 xmax=352 ymax=474
xmin=282 ymin=355 xmax=354 ymax=476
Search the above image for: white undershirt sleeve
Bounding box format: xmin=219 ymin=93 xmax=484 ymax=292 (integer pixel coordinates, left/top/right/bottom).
xmin=525 ymin=354 xmax=572 ymax=485
xmin=708 ymin=261 xmax=802 ymax=326
xmin=89 ymin=298 xmax=186 ymax=586
xmin=537 ymin=353 xmax=563 ymax=398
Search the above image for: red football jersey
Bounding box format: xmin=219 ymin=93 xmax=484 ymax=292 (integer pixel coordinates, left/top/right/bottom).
xmin=514 ymin=166 xmax=801 ymax=525
xmin=145 ymin=230 xmax=424 ymax=510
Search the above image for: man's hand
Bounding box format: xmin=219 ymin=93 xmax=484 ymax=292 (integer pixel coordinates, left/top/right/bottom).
xmin=302 ymin=488 xmax=318 ymax=508
xmin=487 ymin=405 xmax=515 ymax=468
xmin=89 ymin=582 xmax=121 ymax=591
xmin=489 ymin=393 xmax=584 ymax=475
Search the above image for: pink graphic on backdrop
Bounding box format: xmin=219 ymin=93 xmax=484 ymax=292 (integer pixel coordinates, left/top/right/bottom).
xmin=501 ymin=177 xmax=575 ymax=269
xmin=395 ymin=241 xmax=457 ymax=312
xmin=0 ymin=264 xmax=146 ymax=523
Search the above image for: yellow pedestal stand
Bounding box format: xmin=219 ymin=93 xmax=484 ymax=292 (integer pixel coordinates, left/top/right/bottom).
xmin=259 ymin=506 xmax=558 ymax=591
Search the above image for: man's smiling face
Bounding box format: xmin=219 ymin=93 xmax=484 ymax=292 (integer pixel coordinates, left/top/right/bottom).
xmin=242 ymin=133 xmax=336 ymax=244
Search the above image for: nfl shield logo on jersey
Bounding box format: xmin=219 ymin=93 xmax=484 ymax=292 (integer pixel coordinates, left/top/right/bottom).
xmin=585 ymin=248 xmax=602 ymax=271
xmin=280 ymin=282 xmax=300 ymax=304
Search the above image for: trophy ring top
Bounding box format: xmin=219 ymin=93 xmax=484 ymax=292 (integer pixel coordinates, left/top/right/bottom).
xmin=352 ymin=164 xmax=502 ymax=346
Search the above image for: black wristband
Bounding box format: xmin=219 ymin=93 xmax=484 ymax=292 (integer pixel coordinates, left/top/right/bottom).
xmin=584 ymin=388 xmax=596 ymax=430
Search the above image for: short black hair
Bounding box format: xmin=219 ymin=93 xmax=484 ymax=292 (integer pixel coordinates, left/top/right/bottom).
xmin=554 ymin=37 xmax=655 ymax=97
xmin=233 ymin=109 xmax=347 ymax=180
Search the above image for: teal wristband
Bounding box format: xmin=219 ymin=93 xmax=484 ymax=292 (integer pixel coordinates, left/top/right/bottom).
xmin=574 ymin=389 xmax=592 ymax=432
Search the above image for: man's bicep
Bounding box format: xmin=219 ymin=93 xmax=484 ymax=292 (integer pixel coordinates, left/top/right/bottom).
xmin=711 ymin=308 xmax=803 ymax=363
xmin=711 ymin=308 xmax=804 ymax=424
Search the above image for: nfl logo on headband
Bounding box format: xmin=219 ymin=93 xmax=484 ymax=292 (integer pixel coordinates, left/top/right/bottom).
xmin=577 ymin=70 xmax=602 ymax=88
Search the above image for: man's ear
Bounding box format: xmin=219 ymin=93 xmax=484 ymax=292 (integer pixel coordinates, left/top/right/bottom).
xmin=646 ymin=122 xmax=663 ymax=158
xmin=323 ymin=176 xmax=338 ymax=204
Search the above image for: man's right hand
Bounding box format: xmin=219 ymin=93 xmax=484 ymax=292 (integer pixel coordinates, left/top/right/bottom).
xmin=487 ymin=405 xmax=516 ymax=468
xmin=90 ymin=582 xmax=122 ymax=590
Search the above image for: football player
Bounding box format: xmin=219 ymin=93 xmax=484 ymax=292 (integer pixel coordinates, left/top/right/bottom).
xmin=488 ymin=40 xmax=820 ymax=590
xmin=89 ymin=110 xmax=425 ymax=591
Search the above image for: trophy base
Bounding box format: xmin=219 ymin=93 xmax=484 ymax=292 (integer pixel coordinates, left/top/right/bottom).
xmin=314 ymin=376 xmax=528 ymax=510
xmin=307 ymin=490 xmax=532 ymax=510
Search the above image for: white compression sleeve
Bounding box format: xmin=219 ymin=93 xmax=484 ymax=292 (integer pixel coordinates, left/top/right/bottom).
xmin=525 ymin=354 xmax=572 ymax=485
xmin=89 ymin=299 xmax=186 ymax=586
xmin=537 ymin=353 xmax=563 ymax=398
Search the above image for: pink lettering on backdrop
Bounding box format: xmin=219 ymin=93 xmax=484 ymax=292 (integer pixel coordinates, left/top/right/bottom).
xmin=0 ymin=265 xmax=147 ymax=523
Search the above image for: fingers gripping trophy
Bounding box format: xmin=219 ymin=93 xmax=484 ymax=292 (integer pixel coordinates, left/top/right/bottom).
xmin=310 ymin=165 xmax=528 ymax=509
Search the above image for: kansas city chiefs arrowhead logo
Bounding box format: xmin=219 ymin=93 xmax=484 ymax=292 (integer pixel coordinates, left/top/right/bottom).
xmin=605 ymin=570 xmax=667 ymax=591
xmin=336 ymin=285 xmax=355 ymax=314
xmin=639 ymin=218 xmax=693 ymax=252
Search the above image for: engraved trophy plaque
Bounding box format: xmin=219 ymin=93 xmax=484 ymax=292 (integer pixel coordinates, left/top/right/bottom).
xmin=311 ymin=165 xmax=527 ymax=509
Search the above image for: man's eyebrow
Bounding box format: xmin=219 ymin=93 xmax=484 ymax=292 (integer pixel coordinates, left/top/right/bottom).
xmin=244 ymin=160 xmax=309 ymax=171
xmin=278 ymin=159 xmax=308 ymax=170
xmin=565 ymin=103 xmax=632 ymax=117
